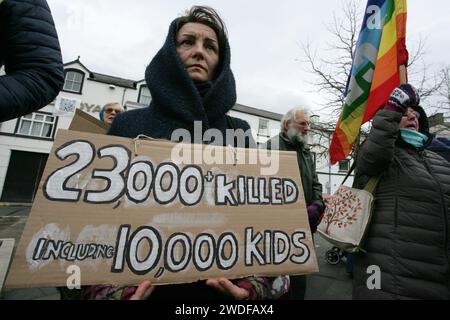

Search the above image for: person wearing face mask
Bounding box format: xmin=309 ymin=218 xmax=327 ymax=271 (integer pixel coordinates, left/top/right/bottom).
xmin=262 ymin=106 xmax=325 ymax=300
xmin=352 ymin=83 xmax=450 ymax=300
xmin=75 ymin=5 xmax=289 ymax=301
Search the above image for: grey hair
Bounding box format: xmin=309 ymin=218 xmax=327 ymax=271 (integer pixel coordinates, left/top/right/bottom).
xmin=280 ymin=106 xmax=311 ymax=131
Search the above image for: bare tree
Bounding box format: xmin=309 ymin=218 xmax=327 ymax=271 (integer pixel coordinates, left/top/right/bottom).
xmin=436 ymin=66 xmax=450 ymax=113
xmin=300 ymin=0 xmax=365 ymax=162
xmin=301 ymin=0 xmax=444 ymax=165
xmin=407 ymin=43 xmax=446 ymax=114
xmin=300 ymin=0 xmax=441 ymax=120
xmin=309 ymin=120 xmax=335 ymax=159
xmin=299 ymin=0 xmax=362 ymax=119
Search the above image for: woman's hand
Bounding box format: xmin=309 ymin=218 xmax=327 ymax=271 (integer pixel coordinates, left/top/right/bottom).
xmin=130 ymin=280 xmax=155 ymax=300
xmin=206 ymin=278 xmax=250 ymax=300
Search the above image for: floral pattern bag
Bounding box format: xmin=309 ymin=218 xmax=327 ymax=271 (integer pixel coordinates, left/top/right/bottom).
xmin=317 ymin=174 xmax=380 ymax=253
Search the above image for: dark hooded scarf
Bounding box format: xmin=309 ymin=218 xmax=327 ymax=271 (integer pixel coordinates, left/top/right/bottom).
xmin=108 ymin=19 xmax=253 ymax=148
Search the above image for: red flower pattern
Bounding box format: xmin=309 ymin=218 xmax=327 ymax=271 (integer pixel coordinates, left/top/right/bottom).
xmin=322 ymin=187 xmax=362 ymax=235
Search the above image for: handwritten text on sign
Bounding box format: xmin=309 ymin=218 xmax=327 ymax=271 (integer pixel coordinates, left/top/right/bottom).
xmin=43 ymin=140 xmax=299 ymax=206
xmin=6 ymin=130 xmax=318 ymax=288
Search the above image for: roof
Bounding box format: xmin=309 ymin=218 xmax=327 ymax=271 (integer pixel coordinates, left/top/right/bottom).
xmin=63 ymin=58 xmax=90 ymax=72
xmin=63 ymin=59 xmax=287 ymax=117
xmin=232 ymin=103 xmax=283 ymax=121
xmin=89 ymin=72 xmax=137 ymax=89
xmin=63 ymin=58 xmax=137 ymax=89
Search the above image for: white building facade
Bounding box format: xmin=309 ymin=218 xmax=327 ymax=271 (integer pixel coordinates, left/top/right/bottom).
xmin=0 ymin=59 xmax=352 ymax=203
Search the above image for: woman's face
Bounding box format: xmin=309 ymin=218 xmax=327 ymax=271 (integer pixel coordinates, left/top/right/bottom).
xmin=176 ymin=22 xmax=219 ymax=82
xmin=399 ymin=107 xmax=420 ymax=131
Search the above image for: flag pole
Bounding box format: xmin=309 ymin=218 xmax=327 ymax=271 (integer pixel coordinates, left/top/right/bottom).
xmin=399 ymin=65 xmax=407 ymax=84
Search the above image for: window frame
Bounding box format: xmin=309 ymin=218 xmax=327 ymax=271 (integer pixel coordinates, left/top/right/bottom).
xmin=62 ymin=69 xmax=85 ymax=94
xmin=14 ymin=111 xmax=58 ymax=140
xmin=257 ymin=118 xmax=270 ymax=138
xmin=138 ymin=85 xmax=152 ymax=105
xmin=338 ymin=159 xmax=350 ymax=172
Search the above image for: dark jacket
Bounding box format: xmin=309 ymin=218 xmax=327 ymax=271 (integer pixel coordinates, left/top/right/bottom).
xmin=0 ymin=0 xmax=64 ymax=122
xmin=428 ymin=136 xmax=450 ymax=163
xmin=353 ymin=108 xmax=450 ymax=300
xmin=263 ymin=134 xmax=324 ymax=209
xmin=108 ymin=18 xmax=253 ymax=300
xmin=262 ymin=133 xmax=324 ymax=300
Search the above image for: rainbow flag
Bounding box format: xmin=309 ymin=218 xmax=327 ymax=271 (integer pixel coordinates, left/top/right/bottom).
xmin=329 ymin=0 xmax=408 ymax=164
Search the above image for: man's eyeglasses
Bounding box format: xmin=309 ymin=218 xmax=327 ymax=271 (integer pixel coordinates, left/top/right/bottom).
xmin=292 ymin=120 xmax=311 ymax=127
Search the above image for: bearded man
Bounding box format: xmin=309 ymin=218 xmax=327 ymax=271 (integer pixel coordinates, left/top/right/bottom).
xmin=262 ymin=106 xmax=325 ymax=300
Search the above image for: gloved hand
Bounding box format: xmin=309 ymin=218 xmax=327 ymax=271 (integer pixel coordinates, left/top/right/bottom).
xmin=384 ymin=83 xmax=420 ymax=113
xmin=307 ymin=202 xmax=323 ymax=233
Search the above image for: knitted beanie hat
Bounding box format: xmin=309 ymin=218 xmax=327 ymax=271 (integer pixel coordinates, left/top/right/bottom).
xmin=386 ymin=83 xmax=420 ymax=110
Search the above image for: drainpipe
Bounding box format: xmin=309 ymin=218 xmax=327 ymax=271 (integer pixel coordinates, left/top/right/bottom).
xmin=121 ymin=87 xmax=127 ymax=106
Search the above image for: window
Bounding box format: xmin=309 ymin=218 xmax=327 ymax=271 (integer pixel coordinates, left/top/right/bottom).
xmin=339 ymin=159 xmax=350 ymax=172
xmin=16 ymin=112 xmax=56 ymax=138
xmin=257 ymin=119 xmax=269 ymax=137
xmin=138 ymin=85 xmax=152 ymax=105
xmin=63 ymin=70 xmax=84 ymax=93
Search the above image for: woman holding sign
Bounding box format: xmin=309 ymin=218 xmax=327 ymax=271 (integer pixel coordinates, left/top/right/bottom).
xmin=78 ymin=6 xmax=289 ymax=301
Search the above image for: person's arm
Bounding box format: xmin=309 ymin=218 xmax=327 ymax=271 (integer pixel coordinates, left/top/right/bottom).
xmin=306 ymin=168 xmax=325 ymax=233
xmin=311 ymin=170 xmax=324 ymax=209
xmin=358 ymin=84 xmax=420 ymax=177
xmin=356 ymin=109 xmax=402 ymax=177
xmin=0 ymin=0 xmax=64 ymax=122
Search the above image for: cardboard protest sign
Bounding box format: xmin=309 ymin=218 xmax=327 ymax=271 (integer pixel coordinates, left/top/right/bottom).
xmin=68 ymin=108 xmax=109 ymax=134
xmin=0 ymin=239 xmax=15 ymax=293
xmin=6 ymin=129 xmax=318 ymax=288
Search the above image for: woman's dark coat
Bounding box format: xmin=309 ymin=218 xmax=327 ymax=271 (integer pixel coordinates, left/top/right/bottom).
xmin=353 ymin=108 xmax=450 ymax=300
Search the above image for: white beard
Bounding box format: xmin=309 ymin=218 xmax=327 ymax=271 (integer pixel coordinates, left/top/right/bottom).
xmin=286 ymin=126 xmax=309 ymax=145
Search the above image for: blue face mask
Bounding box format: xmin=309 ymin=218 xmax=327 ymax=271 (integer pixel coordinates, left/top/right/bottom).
xmin=399 ymin=129 xmax=428 ymax=149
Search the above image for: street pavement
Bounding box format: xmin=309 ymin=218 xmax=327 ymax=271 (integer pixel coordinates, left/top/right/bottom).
xmin=306 ymin=235 xmax=353 ymax=300
xmin=0 ymin=204 xmax=352 ymax=300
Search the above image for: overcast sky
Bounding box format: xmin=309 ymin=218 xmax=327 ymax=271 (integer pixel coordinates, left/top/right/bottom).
xmin=47 ymin=0 xmax=450 ymax=118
